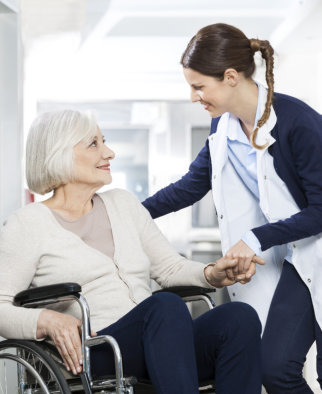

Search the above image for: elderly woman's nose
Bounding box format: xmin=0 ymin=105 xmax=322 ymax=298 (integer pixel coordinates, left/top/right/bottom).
xmin=103 ymin=145 xmax=115 ymax=159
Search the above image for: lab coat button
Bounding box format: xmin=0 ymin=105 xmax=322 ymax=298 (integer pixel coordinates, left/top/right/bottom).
xmin=220 ymin=214 xmax=223 ymax=219
xmin=292 ymin=244 xmax=296 ymax=248
xmin=307 ymin=278 xmax=311 ymax=283
xmin=213 ymin=174 xmax=216 ymax=180
xmin=264 ymin=175 xmax=267 ymax=180
xmin=232 ymin=293 xmax=236 ymax=297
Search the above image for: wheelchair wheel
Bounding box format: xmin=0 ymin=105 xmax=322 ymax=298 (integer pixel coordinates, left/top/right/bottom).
xmin=0 ymin=339 xmax=71 ymax=394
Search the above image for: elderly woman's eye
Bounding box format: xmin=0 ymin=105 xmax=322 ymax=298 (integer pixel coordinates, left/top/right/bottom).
xmin=89 ymin=140 xmax=97 ymax=147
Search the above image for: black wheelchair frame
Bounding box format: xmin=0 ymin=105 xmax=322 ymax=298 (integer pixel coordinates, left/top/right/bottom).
xmin=0 ymin=283 xmax=216 ymax=393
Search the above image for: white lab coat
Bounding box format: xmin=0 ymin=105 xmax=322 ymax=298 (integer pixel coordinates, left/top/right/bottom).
xmin=208 ymin=85 xmax=322 ymax=330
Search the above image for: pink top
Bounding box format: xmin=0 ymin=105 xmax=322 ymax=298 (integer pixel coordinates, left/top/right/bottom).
xmin=51 ymin=194 xmax=115 ymax=259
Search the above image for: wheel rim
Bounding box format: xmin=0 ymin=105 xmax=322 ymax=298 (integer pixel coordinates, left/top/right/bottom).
xmin=0 ymin=343 xmax=68 ymax=394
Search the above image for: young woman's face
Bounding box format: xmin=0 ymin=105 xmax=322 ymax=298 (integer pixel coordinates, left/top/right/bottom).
xmin=183 ymin=68 xmax=232 ymax=118
xmin=73 ymin=127 xmax=115 ymax=189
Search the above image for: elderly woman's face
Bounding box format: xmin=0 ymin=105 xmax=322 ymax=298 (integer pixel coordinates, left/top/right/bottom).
xmin=73 ymin=127 xmax=115 ymax=189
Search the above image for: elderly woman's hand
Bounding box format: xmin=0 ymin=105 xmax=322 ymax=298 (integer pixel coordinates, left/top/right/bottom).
xmin=36 ymin=309 xmax=97 ymax=375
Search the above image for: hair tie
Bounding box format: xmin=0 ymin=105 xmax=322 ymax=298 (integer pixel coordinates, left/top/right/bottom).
xmin=249 ymin=38 xmax=261 ymax=53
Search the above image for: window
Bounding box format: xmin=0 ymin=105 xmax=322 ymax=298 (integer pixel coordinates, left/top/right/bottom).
xmin=101 ymin=128 xmax=149 ymax=201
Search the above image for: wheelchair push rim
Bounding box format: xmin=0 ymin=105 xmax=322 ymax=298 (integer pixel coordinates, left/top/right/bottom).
xmin=0 ymin=340 xmax=71 ymax=394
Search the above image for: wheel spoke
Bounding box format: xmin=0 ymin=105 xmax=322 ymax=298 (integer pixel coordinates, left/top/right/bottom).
xmin=0 ymin=361 xmax=6 ymax=394
xmin=0 ymin=342 xmax=70 ymax=394
xmin=4 ymin=360 xmax=8 ymax=394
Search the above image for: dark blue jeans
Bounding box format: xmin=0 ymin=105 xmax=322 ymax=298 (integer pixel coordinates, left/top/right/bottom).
xmin=262 ymin=261 xmax=322 ymax=393
xmin=91 ymin=292 xmax=262 ymax=394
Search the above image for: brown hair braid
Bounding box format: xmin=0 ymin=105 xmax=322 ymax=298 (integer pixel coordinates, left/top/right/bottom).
xmin=181 ymin=24 xmax=275 ymax=149
xmin=249 ymin=38 xmax=275 ymax=149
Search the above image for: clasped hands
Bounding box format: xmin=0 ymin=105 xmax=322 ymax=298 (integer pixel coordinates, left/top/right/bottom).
xmin=204 ymin=240 xmax=265 ymax=288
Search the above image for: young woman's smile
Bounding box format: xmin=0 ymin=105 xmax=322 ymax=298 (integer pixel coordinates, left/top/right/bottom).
xmin=183 ymin=67 xmax=232 ymax=118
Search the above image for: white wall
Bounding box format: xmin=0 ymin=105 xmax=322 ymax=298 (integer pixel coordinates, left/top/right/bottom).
xmin=275 ymin=51 xmax=322 ymax=111
xmin=0 ymin=1 xmax=22 ymax=389
xmin=0 ymin=0 xmax=23 ymax=225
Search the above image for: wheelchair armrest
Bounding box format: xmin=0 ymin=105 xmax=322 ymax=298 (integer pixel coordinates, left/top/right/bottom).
xmin=13 ymin=282 xmax=82 ymax=307
xmin=153 ymin=285 xmax=215 ymax=298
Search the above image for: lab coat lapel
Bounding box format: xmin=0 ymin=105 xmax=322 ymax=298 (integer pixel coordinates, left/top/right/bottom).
xmin=256 ymin=85 xmax=277 ymax=209
xmin=208 ymin=113 xmax=229 ymax=214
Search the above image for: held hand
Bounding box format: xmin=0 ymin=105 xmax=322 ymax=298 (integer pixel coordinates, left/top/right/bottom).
xmin=204 ymin=256 xmax=240 ymax=288
xmin=224 ymin=240 xmax=265 ymax=281
xmin=37 ymin=309 xmax=97 ymax=375
xmin=233 ymin=261 xmax=257 ymax=284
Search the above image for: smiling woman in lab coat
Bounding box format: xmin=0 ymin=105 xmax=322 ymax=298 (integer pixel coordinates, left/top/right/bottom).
xmin=143 ymin=23 xmax=322 ymax=393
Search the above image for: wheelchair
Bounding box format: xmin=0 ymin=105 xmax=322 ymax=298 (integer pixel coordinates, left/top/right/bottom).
xmin=0 ymin=283 xmax=216 ymax=393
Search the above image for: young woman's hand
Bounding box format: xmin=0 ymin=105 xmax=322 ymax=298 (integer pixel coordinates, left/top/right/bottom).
xmin=224 ymin=240 xmax=265 ymax=281
xmin=234 ymin=261 xmax=257 ymax=284
xmin=36 ymin=309 xmax=97 ymax=375
xmin=205 ymin=256 xmax=244 ymax=288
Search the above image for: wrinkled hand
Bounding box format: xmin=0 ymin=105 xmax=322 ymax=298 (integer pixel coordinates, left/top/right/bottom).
xmin=204 ymin=256 xmax=242 ymax=288
xmin=224 ymin=240 xmax=265 ymax=282
xmin=36 ymin=309 xmax=97 ymax=374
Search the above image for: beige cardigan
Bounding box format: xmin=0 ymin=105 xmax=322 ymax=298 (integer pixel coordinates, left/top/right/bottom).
xmin=0 ymin=189 xmax=212 ymax=340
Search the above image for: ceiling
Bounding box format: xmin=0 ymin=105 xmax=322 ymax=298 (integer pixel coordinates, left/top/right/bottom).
xmin=20 ymin=0 xmax=317 ymax=49
xmin=19 ymin=0 xmax=322 ymax=102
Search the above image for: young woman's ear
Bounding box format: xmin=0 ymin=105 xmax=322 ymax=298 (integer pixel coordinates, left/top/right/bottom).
xmin=224 ymin=68 xmax=239 ymax=86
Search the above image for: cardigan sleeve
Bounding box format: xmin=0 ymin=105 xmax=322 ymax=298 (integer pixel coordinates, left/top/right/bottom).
xmin=252 ymin=118 xmax=322 ymax=251
xmin=0 ymin=211 xmax=44 ymax=339
xmin=142 ymin=138 xmax=212 ymax=219
xmin=127 ymin=191 xmax=214 ymax=289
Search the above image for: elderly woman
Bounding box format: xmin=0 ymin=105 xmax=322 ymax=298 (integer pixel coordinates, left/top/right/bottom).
xmin=0 ymin=110 xmax=263 ymax=394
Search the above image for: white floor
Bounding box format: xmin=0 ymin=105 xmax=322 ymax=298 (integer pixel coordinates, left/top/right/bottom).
xmin=304 ymin=345 xmax=321 ymax=393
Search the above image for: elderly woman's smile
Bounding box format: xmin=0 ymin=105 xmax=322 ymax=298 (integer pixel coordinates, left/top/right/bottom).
xmin=96 ymin=163 xmax=111 ymax=171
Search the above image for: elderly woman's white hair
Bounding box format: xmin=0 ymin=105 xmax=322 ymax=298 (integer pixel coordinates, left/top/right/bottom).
xmin=26 ymin=109 xmax=98 ymax=195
